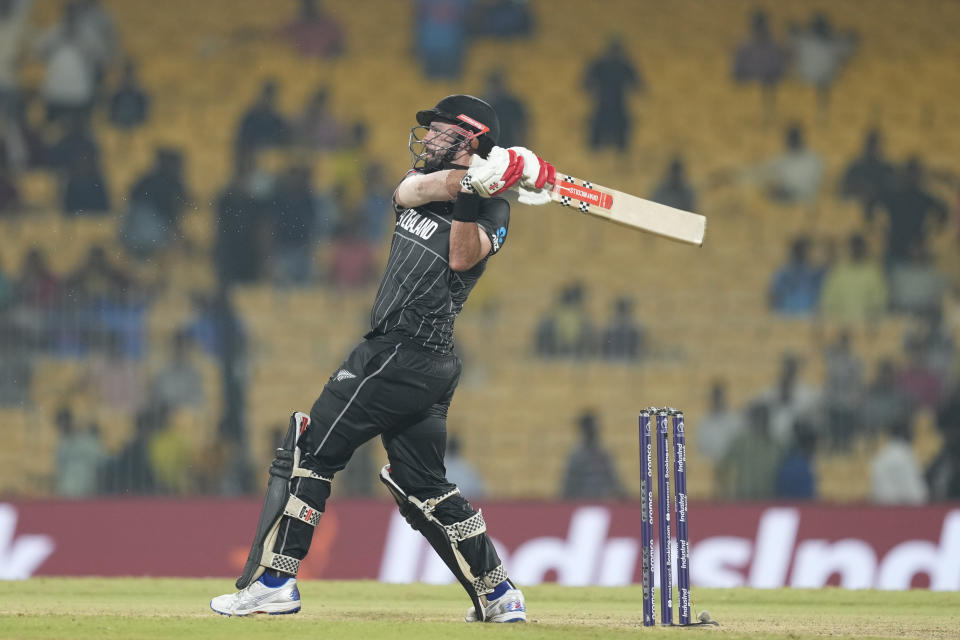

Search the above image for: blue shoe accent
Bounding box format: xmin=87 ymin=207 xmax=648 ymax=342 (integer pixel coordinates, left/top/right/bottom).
xmin=488 ymin=580 xmax=511 ymax=601
xmin=259 ymin=572 xmax=291 ymax=588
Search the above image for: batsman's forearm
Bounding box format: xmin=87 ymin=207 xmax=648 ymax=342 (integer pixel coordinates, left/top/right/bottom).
xmin=396 ymin=170 xmax=467 ymax=207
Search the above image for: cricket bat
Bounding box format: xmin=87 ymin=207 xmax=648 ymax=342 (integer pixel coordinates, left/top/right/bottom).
xmin=543 ymin=173 xmax=706 ymax=246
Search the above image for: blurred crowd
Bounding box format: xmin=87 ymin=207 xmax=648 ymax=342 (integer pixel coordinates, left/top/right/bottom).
xmin=0 ymin=1 xmax=958 ymax=501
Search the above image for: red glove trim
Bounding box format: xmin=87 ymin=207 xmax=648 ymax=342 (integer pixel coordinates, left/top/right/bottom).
xmin=535 ymin=158 xmax=556 ymax=190
xmin=490 ymin=149 xmax=524 ymax=195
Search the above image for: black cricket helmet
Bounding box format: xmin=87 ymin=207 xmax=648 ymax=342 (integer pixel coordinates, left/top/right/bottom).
xmin=409 ymin=94 xmax=500 ymax=169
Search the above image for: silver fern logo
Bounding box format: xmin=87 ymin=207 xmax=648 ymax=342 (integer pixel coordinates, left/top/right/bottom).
xmin=333 ymin=369 xmax=356 ymax=382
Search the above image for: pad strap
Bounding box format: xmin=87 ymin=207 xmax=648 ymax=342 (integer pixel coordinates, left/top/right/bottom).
xmin=265 ymin=551 xmax=300 ymax=576
xmin=473 ymin=564 xmax=508 ymax=596
xmin=284 ymin=495 xmax=323 ymax=527
xmin=444 ymin=510 xmax=486 ymax=543
xmin=292 ymin=468 xmax=333 ymax=482
xmin=420 ymin=487 xmax=460 ymax=515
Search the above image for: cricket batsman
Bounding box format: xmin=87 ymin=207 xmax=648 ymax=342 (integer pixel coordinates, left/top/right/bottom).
xmin=210 ymin=94 xmax=557 ymax=622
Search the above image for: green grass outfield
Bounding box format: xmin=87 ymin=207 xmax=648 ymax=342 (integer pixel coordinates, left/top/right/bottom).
xmin=1 ymin=579 xmax=958 ymax=640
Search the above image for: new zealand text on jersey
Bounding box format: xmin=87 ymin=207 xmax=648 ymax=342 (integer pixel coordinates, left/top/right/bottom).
xmin=397 ymin=209 xmax=440 ymax=240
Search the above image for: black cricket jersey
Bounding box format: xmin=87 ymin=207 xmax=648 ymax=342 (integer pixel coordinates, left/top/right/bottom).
xmin=368 ymin=171 xmax=510 ymax=355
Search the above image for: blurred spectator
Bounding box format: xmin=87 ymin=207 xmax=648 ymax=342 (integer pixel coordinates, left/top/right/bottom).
xmin=732 ymin=10 xmax=788 ymax=122
xmin=469 ymin=0 xmax=533 ymax=39
xmin=912 ymin=309 xmax=957 ymax=387
xmin=215 ymin=152 xmax=267 ymax=286
xmin=356 ymin=162 xmax=391 ymax=242
xmin=16 ymin=247 xmax=59 ymax=309
xmin=75 ymin=330 xmax=145 ymax=413
xmin=840 ymin=129 xmax=894 ymax=212
xmin=444 ymin=434 xmax=486 ymax=498
xmin=295 ymin=87 xmax=344 ymax=151
xmin=48 ymin=112 xmax=100 ymax=172
xmin=870 ymin=419 xmax=928 ymax=504
xmin=698 ymin=379 xmax=745 ymax=464
xmin=888 ymin=240 xmax=946 ymax=316
xmin=482 ymin=70 xmax=528 ymax=148
xmin=61 ymin=245 xmax=149 ymax=358
xmin=62 ymin=152 xmax=110 ymax=215
xmin=788 ymin=12 xmax=857 ymax=119
xmin=926 ymin=395 xmax=960 ymax=500
xmin=535 ymin=282 xmax=594 ymax=358
xmin=768 ymin=236 xmax=825 ymax=315
xmin=184 ymin=289 xmax=246 ymax=360
xmin=269 ymin=165 xmax=317 ymax=286
xmin=776 ymin=421 xmax=818 ymax=500
xmin=861 ymin=359 xmax=912 ymax=438
xmin=0 ymin=147 xmax=19 ymax=215
xmin=151 ymin=330 xmax=204 ymax=410
xmin=0 ymin=0 xmax=32 ymax=120
xmin=236 ymin=79 xmax=289 ymax=154
xmin=898 ymin=335 xmax=945 ymax=410
xmin=415 ymin=0 xmax=469 ymax=79
xmin=329 ymin=122 xmax=370 ymax=207
xmin=108 ymin=60 xmax=149 ymax=130
xmin=821 ymin=330 xmax=864 ymax=448
xmin=758 ymin=354 xmax=821 ymax=446
xmin=101 ymin=403 xmax=165 ymax=494
xmin=599 ymin=296 xmax=644 ymax=361
xmin=3 ymin=95 xmax=48 ymax=170
xmin=867 ymin=158 xmax=948 ymax=268
xmin=819 ymin=234 xmax=887 ymax=323
xmin=561 ymin=411 xmax=624 ymax=499
xmin=63 ymin=245 xmax=131 ymax=306
xmin=748 ymin=124 xmax=823 ymax=205
xmin=0 ymin=322 xmax=31 ymax=406
xmin=120 ymin=147 xmax=189 ymax=258
xmin=54 ymin=407 xmax=106 ymax=497
xmin=329 ymin=219 xmax=377 ymax=290
xmin=73 ymin=0 xmax=120 ymax=78
xmin=35 ymin=2 xmax=98 ymax=123
xmin=183 ymin=288 xmax=247 ymax=443
xmin=147 ymin=410 xmax=194 ymax=494
xmin=584 ymin=38 xmax=643 ymax=152
xmin=278 ymin=0 xmax=345 ymax=59
xmin=650 ymin=156 xmax=697 ymax=212
xmin=718 ymin=402 xmax=779 ymax=500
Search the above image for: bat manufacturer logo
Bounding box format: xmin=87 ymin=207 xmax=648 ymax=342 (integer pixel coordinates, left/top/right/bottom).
xmin=556 ymin=183 xmax=613 ymax=210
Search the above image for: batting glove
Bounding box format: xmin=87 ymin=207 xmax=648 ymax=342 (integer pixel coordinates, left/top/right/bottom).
xmin=510 ymin=146 xmax=556 ymax=191
xmin=517 ymin=184 xmax=553 ymax=206
xmin=462 ymin=146 xmax=525 ymax=197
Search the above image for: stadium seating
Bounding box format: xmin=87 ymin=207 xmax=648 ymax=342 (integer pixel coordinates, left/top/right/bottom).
xmin=2 ymin=0 xmax=957 ymax=501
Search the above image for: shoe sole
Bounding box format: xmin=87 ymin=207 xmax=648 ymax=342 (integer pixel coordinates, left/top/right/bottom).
xmin=210 ymin=602 xmax=301 ymax=617
xmin=465 ymin=614 xmax=527 ymax=623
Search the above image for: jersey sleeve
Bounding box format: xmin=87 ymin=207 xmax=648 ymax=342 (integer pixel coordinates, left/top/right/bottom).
xmin=475 ymin=197 xmax=511 ymax=257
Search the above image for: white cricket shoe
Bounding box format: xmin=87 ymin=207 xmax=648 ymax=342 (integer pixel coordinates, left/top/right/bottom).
xmin=210 ymin=576 xmax=301 ymax=616
xmin=465 ymin=588 xmax=526 ymax=623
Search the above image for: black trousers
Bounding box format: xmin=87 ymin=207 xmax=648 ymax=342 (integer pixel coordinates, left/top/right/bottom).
xmin=271 ymin=334 xmax=502 ymax=578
